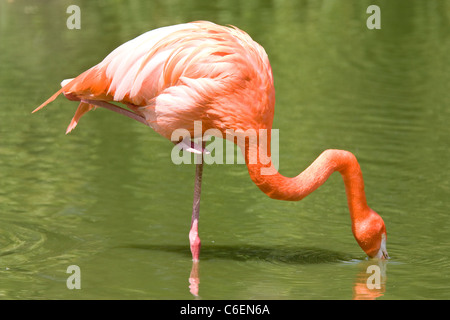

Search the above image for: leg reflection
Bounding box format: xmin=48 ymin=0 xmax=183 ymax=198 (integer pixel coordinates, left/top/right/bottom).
xmin=189 ymin=260 xmax=200 ymax=297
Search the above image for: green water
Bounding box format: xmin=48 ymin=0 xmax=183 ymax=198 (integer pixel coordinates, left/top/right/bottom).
xmin=0 ymin=0 xmax=449 ymax=300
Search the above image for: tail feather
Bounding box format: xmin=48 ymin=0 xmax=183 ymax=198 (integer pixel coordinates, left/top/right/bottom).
xmin=33 ymin=68 xmax=114 ymax=134
xmin=32 ymin=87 xmax=65 ymax=113
xmin=32 ymin=78 xmax=76 ymax=113
xmin=66 ymin=101 xmax=95 ymax=134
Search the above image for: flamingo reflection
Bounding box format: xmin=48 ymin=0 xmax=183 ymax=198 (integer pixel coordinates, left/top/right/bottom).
xmin=189 ymin=261 xmax=200 ymax=297
xmin=353 ymin=259 xmax=388 ymax=300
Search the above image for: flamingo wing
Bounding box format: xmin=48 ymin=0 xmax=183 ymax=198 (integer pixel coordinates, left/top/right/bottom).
xmin=34 ymin=21 xmax=274 ymax=138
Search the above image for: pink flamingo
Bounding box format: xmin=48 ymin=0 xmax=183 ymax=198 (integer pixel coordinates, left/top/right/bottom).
xmin=33 ymin=21 xmax=388 ymax=262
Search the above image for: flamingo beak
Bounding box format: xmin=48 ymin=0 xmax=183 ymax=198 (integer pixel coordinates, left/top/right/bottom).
xmin=374 ymin=233 xmax=389 ymax=260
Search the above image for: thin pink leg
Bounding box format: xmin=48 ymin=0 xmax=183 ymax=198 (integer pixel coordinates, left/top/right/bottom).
xmin=80 ymin=99 xmax=149 ymax=127
xmin=189 ymin=219 xmax=201 ymax=261
xmin=189 ymin=142 xmax=205 ymax=262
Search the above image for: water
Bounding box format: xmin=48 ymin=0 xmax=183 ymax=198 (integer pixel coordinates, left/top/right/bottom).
xmin=0 ymin=0 xmax=449 ymax=300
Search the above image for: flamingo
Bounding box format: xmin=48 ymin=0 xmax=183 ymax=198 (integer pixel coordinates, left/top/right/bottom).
xmin=33 ymin=21 xmax=388 ymax=261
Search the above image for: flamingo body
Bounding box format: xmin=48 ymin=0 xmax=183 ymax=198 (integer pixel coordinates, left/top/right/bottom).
xmin=34 ymin=21 xmax=388 ymax=260
xmin=36 ymin=21 xmax=274 ymax=139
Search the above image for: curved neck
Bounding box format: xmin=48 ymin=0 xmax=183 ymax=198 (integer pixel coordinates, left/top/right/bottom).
xmin=240 ymin=137 xmax=370 ymax=223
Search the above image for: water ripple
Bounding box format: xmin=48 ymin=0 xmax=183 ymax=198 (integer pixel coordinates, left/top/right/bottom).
xmin=0 ymin=221 xmax=47 ymax=267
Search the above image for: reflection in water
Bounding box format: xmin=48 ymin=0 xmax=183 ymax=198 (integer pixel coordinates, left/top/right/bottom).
xmin=352 ymin=260 xmax=388 ymax=300
xmin=189 ymin=261 xmax=200 ymax=297
xmin=127 ymin=243 xmax=388 ymax=298
xmin=188 ymin=256 xmax=389 ymax=299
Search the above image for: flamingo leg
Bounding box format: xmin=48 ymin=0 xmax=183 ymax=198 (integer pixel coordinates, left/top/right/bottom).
xmin=80 ymin=99 xmax=149 ymax=127
xmin=189 ymin=141 xmax=205 ymax=262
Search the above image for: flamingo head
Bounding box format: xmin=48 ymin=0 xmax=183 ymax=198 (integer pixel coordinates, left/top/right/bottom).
xmin=353 ymin=208 xmax=389 ymax=260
